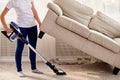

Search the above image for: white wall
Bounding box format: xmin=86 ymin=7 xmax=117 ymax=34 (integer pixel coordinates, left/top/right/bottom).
xmin=78 ymin=0 xmax=120 ymax=21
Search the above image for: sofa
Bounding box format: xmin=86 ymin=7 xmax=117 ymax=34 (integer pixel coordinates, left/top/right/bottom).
xmin=40 ymin=0 xmax=120 ymax=75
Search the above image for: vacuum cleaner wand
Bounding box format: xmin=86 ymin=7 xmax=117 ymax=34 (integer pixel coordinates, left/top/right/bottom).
xmin=1 ymin=21 xmax=66 ymax=75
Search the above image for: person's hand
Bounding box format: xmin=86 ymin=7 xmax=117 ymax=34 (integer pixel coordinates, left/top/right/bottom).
xmin=38 ymin=23 xmax=41 ymax=30
xmin=5 ymin=28 xmax=12 ymax=33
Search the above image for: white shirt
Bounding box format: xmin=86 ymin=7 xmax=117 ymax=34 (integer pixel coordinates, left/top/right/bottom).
xmin=6 ymin=0 xmax=36 ymax=28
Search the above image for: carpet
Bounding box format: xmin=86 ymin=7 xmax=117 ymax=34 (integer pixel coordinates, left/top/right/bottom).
xmin=0 ymin=62 xmax=120 ymax=80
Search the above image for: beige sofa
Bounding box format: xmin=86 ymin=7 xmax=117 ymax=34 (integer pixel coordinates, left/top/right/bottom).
xmin=40 ymin=0 xmax=120 ymax=75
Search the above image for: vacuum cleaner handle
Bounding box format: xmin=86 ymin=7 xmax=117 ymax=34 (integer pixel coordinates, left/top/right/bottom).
xmin=1 ymin=31 xmax=10 ymax=39
xmin=1 ymin=30 xmax=18 ymax=42
xmin=1 ymin=21 xmax=22 ymax=42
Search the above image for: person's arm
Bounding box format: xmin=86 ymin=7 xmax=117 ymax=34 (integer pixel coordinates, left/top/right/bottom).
xmin=0 ymin=7 xmax=12 ymax=33
xmin=31 ymin=1 xmax=41 ymax=27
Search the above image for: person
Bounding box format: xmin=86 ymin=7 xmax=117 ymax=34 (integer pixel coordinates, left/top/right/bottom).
xmin=0 ymin=0 xmax=42 ymax=77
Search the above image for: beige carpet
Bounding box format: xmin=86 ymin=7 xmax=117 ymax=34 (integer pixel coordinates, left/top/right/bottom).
xmin=0 ymin=61 xmax=120 ymax=80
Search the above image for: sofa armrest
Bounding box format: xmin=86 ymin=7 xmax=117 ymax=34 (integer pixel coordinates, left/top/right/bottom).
xmin=47 ymin=3 xmax=63 ymax=16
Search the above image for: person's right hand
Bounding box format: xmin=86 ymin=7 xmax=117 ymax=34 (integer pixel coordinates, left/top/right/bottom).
xmin=5 ymin=28 xmax=12 ymax=33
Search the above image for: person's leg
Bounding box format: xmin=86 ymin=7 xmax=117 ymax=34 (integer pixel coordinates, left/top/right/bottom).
xmin=28 ymin=26 xmax=38 ymax=70
xmin=15 ymin=27 xmax=28 ymax=72
xmin=15 ymin=39 xmax=25 ymax=72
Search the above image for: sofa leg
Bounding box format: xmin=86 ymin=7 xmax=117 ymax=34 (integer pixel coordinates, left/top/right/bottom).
xmin=113 ymin=67 xmax=120 ymax=75
xmin=38 ymin=31 xmax=45 ymax=39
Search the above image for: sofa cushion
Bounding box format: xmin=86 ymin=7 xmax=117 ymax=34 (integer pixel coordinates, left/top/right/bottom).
xmin=88 ymin=30 xmax=120 ymax=53
xmin=53 ymin=0 xmax=94 ymax=26
xmin=57 ymin=15 xmax=90 ymax=38
xmin=89 ymin=11 xmax=120 ymax=38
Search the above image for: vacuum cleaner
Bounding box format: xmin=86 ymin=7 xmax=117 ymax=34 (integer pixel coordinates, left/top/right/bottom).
xmin=1 ymin=21 xmax=66 ymax=75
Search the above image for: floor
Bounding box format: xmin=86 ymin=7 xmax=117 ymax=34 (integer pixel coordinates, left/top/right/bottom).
xmin=0 ymin=61 xmax=120 ymax=80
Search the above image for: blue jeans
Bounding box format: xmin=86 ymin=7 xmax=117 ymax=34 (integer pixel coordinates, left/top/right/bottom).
xmin=15 ymin=26 xmax=38 ymax=72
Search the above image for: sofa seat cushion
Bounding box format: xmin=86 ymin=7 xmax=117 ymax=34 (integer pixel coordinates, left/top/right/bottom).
xmin=88 ymin=30 xmax=120 ymax=53
xmin=56 ymin=15 xmax=90 ymax=38
xmin=89 ymin=11 xmax=120 ymax=38
xmin=54 ymin=0 xmax=94 ymax=26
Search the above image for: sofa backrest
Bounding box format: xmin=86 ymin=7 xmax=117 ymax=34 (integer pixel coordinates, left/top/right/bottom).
xmin=89 ymin=11 xmax=120 ymax=38
xmin=53 ymin=0 xmax=94 ymax=26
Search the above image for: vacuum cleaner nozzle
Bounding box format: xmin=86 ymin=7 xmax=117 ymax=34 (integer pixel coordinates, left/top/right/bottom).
xmin=55 ymin=68 xmax=67 ymax=75
xmin=46 ymin=61 xmax=66 ymax=75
